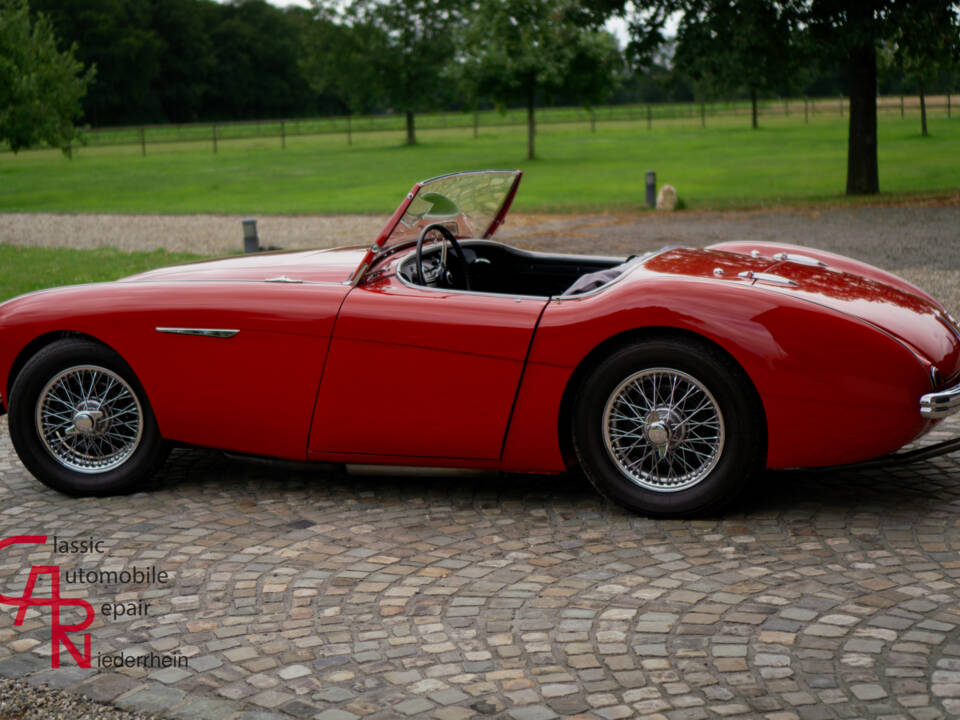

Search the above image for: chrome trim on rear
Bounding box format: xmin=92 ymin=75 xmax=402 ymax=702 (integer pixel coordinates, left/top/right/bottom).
xmin=772 ymin=252 xmax=827 ymax=268
xmin=920 ymin=381 xmax=960 ymax=418
xmin=738 ymin=271 xmax=799 ymax=287
xmin=156 ymin=327 xmax=239 ymax=338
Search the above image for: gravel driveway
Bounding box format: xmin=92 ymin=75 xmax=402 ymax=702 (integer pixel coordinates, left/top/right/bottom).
xmin=2 ymin=203 xmax=958 ymax=312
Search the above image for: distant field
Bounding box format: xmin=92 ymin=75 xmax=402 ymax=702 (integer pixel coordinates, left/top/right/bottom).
xmin=1 ymin=114 xmax=957 ymax=214
xmin=0 ymin=246 xmax=202 ymax=301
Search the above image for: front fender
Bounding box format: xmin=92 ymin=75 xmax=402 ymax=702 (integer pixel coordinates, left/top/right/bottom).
xmin=0 ymin=281 xmax=348 ymax=460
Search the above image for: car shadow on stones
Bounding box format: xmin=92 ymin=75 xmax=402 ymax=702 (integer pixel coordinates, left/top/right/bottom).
xmin=156 ymin=446 xmax=612 ymax=514
xmin=741 ymin=457 xmax=960 ymax=518
xmin=152 ymin=447 xmax=960 ymax=522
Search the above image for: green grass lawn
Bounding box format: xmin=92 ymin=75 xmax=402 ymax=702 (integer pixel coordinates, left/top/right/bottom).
xmin=0 ymin=246 xmax=203 ymax=302
xmin=1 ymin=114 xmax=957 ymax=214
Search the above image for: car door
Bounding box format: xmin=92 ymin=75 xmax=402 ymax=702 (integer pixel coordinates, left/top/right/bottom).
xmin=308 ymin=277 xmax=547 ymax=460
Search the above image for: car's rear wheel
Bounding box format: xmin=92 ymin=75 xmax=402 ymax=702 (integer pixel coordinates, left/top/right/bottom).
xmin=572 ymin=337 xmax=765 ymax=516
xmin=8 ymin=338 xmax=168 ymax=495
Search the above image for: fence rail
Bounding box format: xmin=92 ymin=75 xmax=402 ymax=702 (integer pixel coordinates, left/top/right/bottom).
xmin=2 ymin=94 xmax=954 ymax=155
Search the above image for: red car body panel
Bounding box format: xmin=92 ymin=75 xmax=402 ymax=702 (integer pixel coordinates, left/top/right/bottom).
xmin=308 ymin=275 xmax=546 ymax=460
xmin=2 ymin=177 xmax=958 ymax=481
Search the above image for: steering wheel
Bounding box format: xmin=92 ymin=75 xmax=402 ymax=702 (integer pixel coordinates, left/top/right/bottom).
xmin=415 ymin=223 xmax=471 ymax=290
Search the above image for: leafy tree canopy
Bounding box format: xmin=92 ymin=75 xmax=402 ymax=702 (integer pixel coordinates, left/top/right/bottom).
xmin=461 ymin=0 xmax=622 ymax=159
xmin=0 ymin=0 xmax=94 ymax=153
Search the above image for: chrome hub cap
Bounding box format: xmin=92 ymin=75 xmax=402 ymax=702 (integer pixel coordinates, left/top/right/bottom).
xmin=603 ymin=368 xmax=725 ymax=493
xmin=35 ymin=365 xmax=143 ymax=473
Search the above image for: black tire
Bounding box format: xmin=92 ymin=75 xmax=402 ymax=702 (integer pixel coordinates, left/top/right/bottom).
xmin=8 ymin=338 xmax=169 ymax=496
xmin=572 ymin=337 xmax=765 ymax=517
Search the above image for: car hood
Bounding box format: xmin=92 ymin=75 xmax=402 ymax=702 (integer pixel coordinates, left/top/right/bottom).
xmin=118 ymin=247 xmax=367 ymax=284
xmin=643 ymin=248 xmax=960 ymax=374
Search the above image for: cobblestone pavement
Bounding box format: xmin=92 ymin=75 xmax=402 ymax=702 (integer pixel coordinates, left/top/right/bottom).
xmin=2 ymin=411 xmax=960 ymax=720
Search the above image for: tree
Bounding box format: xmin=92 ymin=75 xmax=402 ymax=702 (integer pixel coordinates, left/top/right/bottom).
xmin=888 ymin=1 xmax=960 ymax=137
xmin=669 ymin=0 xmax=805 ymax=129
xmin=617 ymin=0 xmax=960 ymax=195
xmin=0 ymin=0 xmax=94 ymax=153
xmin=299 ymin=5 xmax=389 ymax=117
xmin=462 ymin=0 xmax=622 ymax=160
xmin=31 ymin=0 xmax=163 ymax=125
xmin=313 ymin=0 xmax=462 ymax=145
xmin=802 ymin=0 xmax=960 ymax=194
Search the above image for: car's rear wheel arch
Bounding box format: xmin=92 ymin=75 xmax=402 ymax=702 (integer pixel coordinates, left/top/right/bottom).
xmin=557 ymin=326 xmax=768 ymax=472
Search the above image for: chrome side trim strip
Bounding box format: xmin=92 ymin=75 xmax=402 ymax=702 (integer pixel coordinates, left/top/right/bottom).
xmin=920 ymin=382 xmax=960 ymax=419
xmin=156 ymin=327 xmax=239 ymax=338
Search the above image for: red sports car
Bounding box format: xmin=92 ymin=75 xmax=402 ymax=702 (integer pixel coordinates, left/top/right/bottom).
xmin=1 ymin=170 xmax=959 ymax=516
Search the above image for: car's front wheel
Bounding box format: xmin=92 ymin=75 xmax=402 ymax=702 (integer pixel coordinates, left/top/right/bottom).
xmin=8 ymin=338 xmax=168 ymax=495
xmin=572 ymin=337 xmax=765 ymax=516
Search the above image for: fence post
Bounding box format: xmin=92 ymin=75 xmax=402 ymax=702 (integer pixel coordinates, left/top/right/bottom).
xmin=347 ymin=116 xmax=352 ymax=145
xmin=646 ymin=105 xmax=652 ymax=130
xmin=804 ymin=96 xmax=808 ymax=124
xmin=139 ymin=127 xmax=146 ymax=156
xmin=839 ymin=95 xmax=844 ymax=118
xmin=948 ymin=93 xmax=952 ymax=119
xmin=473 ymin=111 xmax=478 ymax=139
xmin=700 ymin=102 xmax=705 ymax=128
xmin=281 ymin=120 xmax=286 ymax=149
xmin=590 ymin=108 xmax=596 ymax=132
xmin=212 ymin=124 xmax=218 ymax=154
xmin=784 ymin=99 xmax=789 ymax=117
xmin=900 ymin=95 xmax=904 ymax=119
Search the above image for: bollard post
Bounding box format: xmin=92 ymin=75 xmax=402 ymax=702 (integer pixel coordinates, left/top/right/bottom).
xmin=242 ymin=219 xmax=259 ymax=254
xmin=645 ymin=171 xmax=656 ymax=209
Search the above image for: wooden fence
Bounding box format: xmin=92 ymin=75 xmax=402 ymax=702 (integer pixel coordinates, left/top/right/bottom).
xmin=3 ymin=94 xmax=954 ymax=155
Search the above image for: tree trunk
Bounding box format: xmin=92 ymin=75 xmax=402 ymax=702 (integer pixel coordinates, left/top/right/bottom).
xmin=750 ymin=87 xmax=758 ymax=130
xmin=919 ymin=76 xmax=928 ymax=137
xmin=845 ymin=41 xmax=879 ymax=195
xmin=405 ymin=109 xmax=416 ymax=145
xmin=527 ymin=82 xmax=536 ymax=160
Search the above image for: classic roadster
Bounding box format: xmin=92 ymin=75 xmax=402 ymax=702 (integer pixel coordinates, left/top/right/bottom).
xmin=2 ymin=170 xmax=959 ymax=516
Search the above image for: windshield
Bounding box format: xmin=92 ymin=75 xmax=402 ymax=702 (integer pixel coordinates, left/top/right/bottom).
xmin=349 ymin=170 xmax=522 ymax=285
xmin=384 ymin=170 xmax=521 ymax=249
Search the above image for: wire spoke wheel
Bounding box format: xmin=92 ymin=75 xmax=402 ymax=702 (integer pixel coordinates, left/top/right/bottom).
xmin=602 ymin=367 xmax=725 ymax=493
xmin=34 ymin=364 xmax=144 ymax=474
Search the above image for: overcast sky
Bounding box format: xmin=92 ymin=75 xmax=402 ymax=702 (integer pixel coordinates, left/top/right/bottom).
xmin=263 ymin=0 xmax=633 ymax=46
